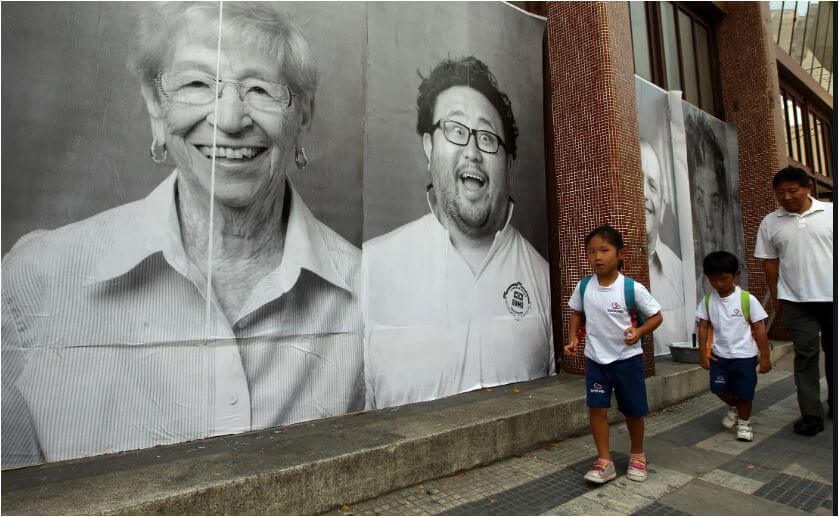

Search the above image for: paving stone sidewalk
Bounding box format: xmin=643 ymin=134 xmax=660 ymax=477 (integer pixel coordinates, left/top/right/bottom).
xmin=324 ymin=352 xmax=834 ymax=516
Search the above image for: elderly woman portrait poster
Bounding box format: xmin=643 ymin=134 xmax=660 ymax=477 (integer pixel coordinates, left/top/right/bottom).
xmin=1 ymin=2 xmax=366 ymax=467
xmin=2 ymin=1 xmax=551 ymax=468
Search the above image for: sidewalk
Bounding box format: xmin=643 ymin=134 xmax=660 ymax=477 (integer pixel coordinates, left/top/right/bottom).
xmin=324 ymin=352 xmax=834 ymax=516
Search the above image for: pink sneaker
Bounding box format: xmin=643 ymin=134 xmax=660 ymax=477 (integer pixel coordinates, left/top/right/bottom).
xmin=626 ymin=454 xmax=648 ymax=482
xmin=583 ymin=459 xmax=616 ymax=484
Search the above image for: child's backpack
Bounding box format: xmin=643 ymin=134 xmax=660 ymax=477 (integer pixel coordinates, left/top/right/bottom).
xmin=702 ymin=289 xmax=753 ymax=359
xmin=577 ymin=275 xmax=646 ymax=340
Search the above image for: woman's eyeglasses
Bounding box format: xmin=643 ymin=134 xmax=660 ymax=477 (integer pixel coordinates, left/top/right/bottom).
xmin=157 ymin=71 xmax=295 ymax=112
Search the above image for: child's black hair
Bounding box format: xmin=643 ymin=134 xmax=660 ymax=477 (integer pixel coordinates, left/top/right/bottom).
xmin=585 ymin=225 xmax=625 ymax=270
xmin=702 ymin=250 xmax=739 ymax=275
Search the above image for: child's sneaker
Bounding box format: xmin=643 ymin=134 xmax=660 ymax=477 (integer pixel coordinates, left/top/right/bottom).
xmin=626 ymin=454 xmax=648 ymax=482
xmin=721 ymin=407 xmax=737 ymax=429
xmin=736 ymin=421 xmax=753 ymax=442
xmin=583 ymin=459 xmax=616 ymax=484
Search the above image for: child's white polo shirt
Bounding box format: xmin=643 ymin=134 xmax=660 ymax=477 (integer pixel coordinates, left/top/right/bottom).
xmin=695 ymin=286 xmax=768 ymax=358
xmin=568 ymin=274 xmax=661 ymax=365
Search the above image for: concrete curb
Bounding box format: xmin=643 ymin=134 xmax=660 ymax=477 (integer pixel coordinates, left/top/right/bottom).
xmin=1 ymin=342 xmax=793 ymax=515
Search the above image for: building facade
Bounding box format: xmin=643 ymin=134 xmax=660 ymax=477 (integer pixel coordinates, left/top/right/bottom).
xmin=514 ymin=1 xmax=834 ymax=374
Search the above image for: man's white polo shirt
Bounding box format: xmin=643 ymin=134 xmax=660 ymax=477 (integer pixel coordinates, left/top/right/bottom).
xmin=649 ymin=239 xmax=686 ymax=355
xmin=754 ymin=197 xmax=833 ymax=302
xmin=361 ymin=205 xmax=555 ymax=410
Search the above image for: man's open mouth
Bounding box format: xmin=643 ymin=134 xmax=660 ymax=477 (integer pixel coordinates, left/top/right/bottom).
xmin=197 ymin=145 xmax=267 ymax=160
xmin=459 ymin=171 xmax=487 ymax=191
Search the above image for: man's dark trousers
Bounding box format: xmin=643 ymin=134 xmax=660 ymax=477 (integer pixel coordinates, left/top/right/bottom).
xmin=782 ymin=301 xmax=834 ymax=420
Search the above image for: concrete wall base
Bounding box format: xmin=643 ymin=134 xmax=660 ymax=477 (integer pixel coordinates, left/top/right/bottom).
xmin=1 ymin=342 xmax=792 ymax=515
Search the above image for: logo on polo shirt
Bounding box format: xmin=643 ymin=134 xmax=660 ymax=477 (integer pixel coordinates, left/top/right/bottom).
xmin=607 ymin=301 xmax=624 ymax=315
xmin=503 ymin=282 xmax=531 ymax=320
xmin=715 ymin=375 xmax=726 ymax=384
xmin=733 ymin=308 xmax=743 ymax=317
xmin=590 ymin=382 xmax=605 ymax=394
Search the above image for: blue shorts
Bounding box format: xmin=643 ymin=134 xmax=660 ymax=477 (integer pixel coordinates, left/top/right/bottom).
xmin=586 ymin=355 xmax=648 ymax=417
xmin=709 ymin=354 xmax=758 ymax=401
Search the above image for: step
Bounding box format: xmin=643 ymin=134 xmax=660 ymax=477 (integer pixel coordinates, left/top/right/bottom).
xmin=1 ymin=342 xmax=792 ymax=515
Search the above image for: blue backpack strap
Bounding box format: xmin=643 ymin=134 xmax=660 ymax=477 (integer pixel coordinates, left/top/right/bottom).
xmin=624 ymin=276 xmax=635 ymax=311
xmin=624 ymin=276 xmax=645 ymax=326
xmin=579 ymin=275 xmax=592 ymax=313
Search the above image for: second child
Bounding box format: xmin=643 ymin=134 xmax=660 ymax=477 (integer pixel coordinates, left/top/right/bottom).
xmin=697 ymin=251 xmax=772 ymax=442
xmin=564 ymin=225 xmax=663 ymax=484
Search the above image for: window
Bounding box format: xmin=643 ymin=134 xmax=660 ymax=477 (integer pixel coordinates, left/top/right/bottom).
xmin=629 ymin=2 xmax=721 ymax=116
xmin=629 ymin=2 xmax=653 ymax=82
xmin=769 ymin=1 xmax=834 ymax=95
xmin=780 ymin=82 xmax=833 ymax=198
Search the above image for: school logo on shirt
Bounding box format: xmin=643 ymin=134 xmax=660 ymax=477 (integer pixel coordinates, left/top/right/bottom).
xmin=607 ymin=302 xmax=624 ymax=315
xmin=715 ymin=375 xmax=726 ymax=384
xmin=590 ymin=382 xmax=605 ymax=394
xmin=503 ymin=282 xmax=531 ymax=320
xmin=732 ymin=308 xmax=743 ymax=317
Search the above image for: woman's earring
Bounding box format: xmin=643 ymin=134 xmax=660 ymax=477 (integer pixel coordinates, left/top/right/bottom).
xmin=295 ymin=145 xmax=308 ymax=170
xmin=150 ymin=139 xmax=167 ymax=164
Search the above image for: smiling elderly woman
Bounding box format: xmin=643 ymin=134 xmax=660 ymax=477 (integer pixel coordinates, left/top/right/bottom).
xmin=1 ymin=3 xmax=362 ymax=467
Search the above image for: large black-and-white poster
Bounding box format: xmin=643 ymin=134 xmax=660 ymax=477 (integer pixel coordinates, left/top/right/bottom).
xmin=682 ymin=102 xmax=748 ymax=303
xmin=634 ymin=77 xmax=748 ymax=352
xmin=1 ymin=2 xmax=550 ymax=467
xmin=634 ymin=77 xmax=695 ymax=355
xmin=361 ymin=2 xmax=552 ymax=409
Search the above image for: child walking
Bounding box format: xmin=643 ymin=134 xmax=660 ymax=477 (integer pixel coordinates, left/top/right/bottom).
xmin=697 ymin=251 xmax=772 ymax=442
xmin=564 ymin=225 xmax=663 ymax=484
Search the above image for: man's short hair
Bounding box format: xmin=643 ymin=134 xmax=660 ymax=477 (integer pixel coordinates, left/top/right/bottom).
xmin=702 ymin=250 xmax=739 ymax=275
xmin=772 ymin=166 xmax=811 ymax=188
xmin=416 ymin=56 xmax=518 ymax=159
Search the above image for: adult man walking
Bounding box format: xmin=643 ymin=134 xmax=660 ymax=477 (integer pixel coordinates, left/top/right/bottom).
xmin=755 ymin=166 xmax=834 ymax=435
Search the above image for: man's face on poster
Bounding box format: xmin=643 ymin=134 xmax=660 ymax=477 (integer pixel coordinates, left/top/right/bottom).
xmin=694 ymin=160 xmax=724 ymax=251
xmin=423 ymin=86 xmax=511 ymax=238
xmin=640 ymin=144 xmax=664 ymax=250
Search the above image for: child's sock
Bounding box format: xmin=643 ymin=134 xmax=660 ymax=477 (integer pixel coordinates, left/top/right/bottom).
xmin=596 ymin=457 xmax=613 ymax=465
xmin=737 ymin=418 xmax=750 ymax=425
xmin=729 ymin=405 xmax=737 ymax=412
xmin=630 ymin=452 xmax=646 ymax=463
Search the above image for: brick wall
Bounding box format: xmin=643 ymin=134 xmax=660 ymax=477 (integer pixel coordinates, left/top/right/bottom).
xmin=716 ymin=2 xmax=789 ymax=338
xmin=545 ymin=2 xmax=654 ymax=376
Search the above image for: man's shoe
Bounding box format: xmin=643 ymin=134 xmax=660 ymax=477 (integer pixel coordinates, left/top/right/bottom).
xmin=583 ymin=459 xmax=616 ymax=484
xmin=793 ymin=416 xmax=824 ymax=436
xmin=736 ymin=422 xmax=754 ymax=442
xmin=721 ymin=407 xmax=737 ymax=429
